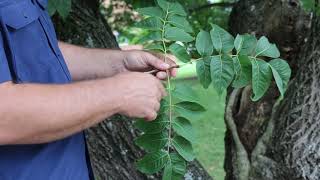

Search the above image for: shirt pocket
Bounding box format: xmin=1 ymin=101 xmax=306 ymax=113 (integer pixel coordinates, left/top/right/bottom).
xmin=1 ymin=0 xmax=70 ymax=83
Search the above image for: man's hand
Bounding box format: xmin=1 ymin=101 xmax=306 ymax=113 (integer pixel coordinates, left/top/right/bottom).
xmin=113 ymin=72 xmax=167 ymax=121
xmin=122 ymin=50 xmax=178 ymax=80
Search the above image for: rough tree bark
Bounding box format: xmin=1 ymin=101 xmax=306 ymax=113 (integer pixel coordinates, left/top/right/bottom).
xmin=52 ymin=0 xmax=212 ymax=180
xmin=224 ymin=0 xmax=320 ymax=180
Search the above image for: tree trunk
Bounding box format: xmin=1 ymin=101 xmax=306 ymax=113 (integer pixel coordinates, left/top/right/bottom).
xmin=52 ymin=0 xmax=212 ymax=180
xmin=224 ymin=0 xmax=320 ymax=180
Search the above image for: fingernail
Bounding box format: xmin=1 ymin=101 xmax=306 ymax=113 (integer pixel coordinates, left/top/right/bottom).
xmin=161 ymin=63 xmax=170 ymax=69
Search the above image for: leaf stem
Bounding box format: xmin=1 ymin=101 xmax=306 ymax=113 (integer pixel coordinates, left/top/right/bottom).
xmin=161 ymin=9 xmax=173 ymax=154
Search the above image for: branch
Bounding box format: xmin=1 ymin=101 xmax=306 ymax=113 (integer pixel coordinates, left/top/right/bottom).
xmin=225 ymin=89 xmax=250 ymax=180
xmin=189 ymin=2 xmax=235 ymax=12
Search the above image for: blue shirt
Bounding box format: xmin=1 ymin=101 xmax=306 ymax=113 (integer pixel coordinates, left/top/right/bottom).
xmin=0 ymin=0 xmax=92 ymax=179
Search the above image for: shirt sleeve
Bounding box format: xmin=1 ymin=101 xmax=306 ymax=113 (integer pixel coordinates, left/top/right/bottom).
xmin=0 ymin=30 xmax=13 ymax=83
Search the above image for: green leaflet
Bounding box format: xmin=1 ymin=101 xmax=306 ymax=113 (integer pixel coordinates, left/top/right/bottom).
xmin=168 ymin=15 xmax=193 ymax=33
xmin=136 ymin=150 xmax=170 ymax=174
xmin=165 ymin=27 xmax=194 ymax=42
xmin=135 ymin=115 xmax=168 ymax=134
xmin=157 ymin=0 xmax=187 ymax=16
xmin=173 ymin=136 xmax=195 ymax=162
xmin=210 ymin=24 xmax=235 ymax=53
xmin=169 ymin=43 xmax=191 ymax=63
xmin=173 ymin=117 xmax=196 ymax=142
xmin=196 ymin=57 xmax=212 ymax=89
xmin=171 ymin=85 xmax=199 ymax=103
xmin=139 ymin=32 xmax=162 ymax=43
xmin=175 ymin=101 xmax=206 ymax=112
xmin=234 ymin=34 xmax=257 ymax=55
xmin=255 ymin=36 xmax=280 ymax=58
xmin=196 ymin=30 xmax=213 ymax=57
xmin=136 ymin=7 xmax=164 ymax=18
xmin=269 ymin=59 xmax=291 ymax=97
xmin=136 ymin=17 xmax=163 ymax=31
xmin=135 ymin=132 xmax=168 ymax=152
xmin=145 ymin=43 xmax=164 ymax=51
xmin=162 ymin=153 xmax=187 ymax=180
xmin=251 ymin=58 xmax=273 ymax=101
xmin=211 ymin=55 xmax=235 ymax=95
xmin=232 ymin=55 xmax=252 ymax=88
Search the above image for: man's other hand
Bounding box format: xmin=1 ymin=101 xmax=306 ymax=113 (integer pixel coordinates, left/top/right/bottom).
xmin=113 ymin=72 xmax=167 ymax=121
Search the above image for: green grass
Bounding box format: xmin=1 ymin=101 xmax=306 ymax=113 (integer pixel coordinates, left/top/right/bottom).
xmin=175 ymin=79 xmax=226 ymax=180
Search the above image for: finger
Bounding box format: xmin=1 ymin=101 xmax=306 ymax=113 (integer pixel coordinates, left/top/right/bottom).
xmin=154 ymin=102 xmax=161 ymax=112
xmin=156 ymin=80 xmax=167 ymax=97
xmin=145 ymin=53 xmax=170 ymax=71
xmin=171 ymin=68 xmax=178 ymax=77
xmin=156 ymin=71 xmax=168 ymax=80
xmin=145 ymin=111 xmax=157 ymax=121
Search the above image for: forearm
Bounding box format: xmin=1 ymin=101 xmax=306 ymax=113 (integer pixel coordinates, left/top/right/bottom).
xmin=0 ymin=79 xmax=121 ymax=145
xmin=59 ymin=42 xmax=126 ymax=81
